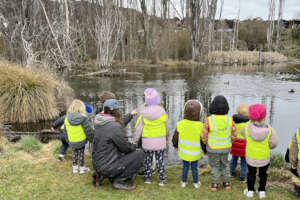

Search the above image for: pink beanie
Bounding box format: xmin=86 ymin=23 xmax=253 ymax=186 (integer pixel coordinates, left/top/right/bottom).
xmin=144 ymin=88 xmax=161 ymax=105
xmin=249 ymin=104 xmax=266 ymax=121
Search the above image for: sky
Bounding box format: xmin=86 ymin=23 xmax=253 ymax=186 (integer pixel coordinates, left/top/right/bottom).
xmin=219 ymin=0 xmax=300 ymax=20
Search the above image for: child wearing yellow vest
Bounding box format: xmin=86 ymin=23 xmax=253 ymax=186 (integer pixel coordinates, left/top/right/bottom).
xmin=201 ymin=95 xmax=237 ymax=191
xmin=65 ymin=99 xmax=94 ymax=174
xmin=133 ymin=88 xmax=169 ymax=186
xmin=230 ymin=104 xmax=250 ymax=182
xmin=242 ymin=104 xmax=278 ymax=199
xmin=288 ymin=128 xmax=300 ymax=197
xmin=172 ymin=100 xmax=205 ymax=189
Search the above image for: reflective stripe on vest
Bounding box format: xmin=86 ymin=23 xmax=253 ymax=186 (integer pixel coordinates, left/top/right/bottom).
xmin=236 ymin=121 xmax=250 ymax=139
xmin=245 ymin=125 xmax=271 ymax=160
xmin=207 ymin=115 xmax=232 ymax=149
xmin=64 ymin=117 xmax=86 ymax=142
xmin=296 ymin=129 xmax=300 ymax=160
xmin=136 ymin=114 xmax=167 ymax=138
xmin=177 ymin=120 xmax=204 ymax=161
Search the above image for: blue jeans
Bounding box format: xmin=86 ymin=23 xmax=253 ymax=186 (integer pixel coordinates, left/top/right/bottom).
xmin=230 ymin=156 xmax=247 ymax=179
xmin=182 ymin=160 xmax=198 ymax=183
xmin=59 ymin=131 xmax=69 ymax=155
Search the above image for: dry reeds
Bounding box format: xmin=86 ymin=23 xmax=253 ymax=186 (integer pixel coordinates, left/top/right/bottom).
xmin=0 ymin=62 xmax=73 ymax=123
xmin=207 ymin=51 xmax=288 ymax=65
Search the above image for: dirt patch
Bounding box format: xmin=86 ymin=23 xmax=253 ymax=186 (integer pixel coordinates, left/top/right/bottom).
xmin=268 ymin=168 xmax=293 ymax=189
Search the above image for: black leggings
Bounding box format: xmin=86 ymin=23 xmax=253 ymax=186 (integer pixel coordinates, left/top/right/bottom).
xmin=247 ymin=164 xmax=269 ymax=191
xmin=72 ymin=147 xmax=85 ymax=167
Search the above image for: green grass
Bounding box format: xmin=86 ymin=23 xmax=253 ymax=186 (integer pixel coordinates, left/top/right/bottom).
xmin=0 ymin=139 xmax=298 ymax=200
xmin=19 ymin=136 xmax=42 ymax=153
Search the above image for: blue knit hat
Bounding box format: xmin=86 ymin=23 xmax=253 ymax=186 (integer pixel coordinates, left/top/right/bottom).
xmin=103 ymin=99 xmax=120 ymax=110
xmin=84 ymin=103 xmax=93 ymax=114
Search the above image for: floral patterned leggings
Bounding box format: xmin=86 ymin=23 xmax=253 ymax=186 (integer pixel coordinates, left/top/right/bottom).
xmin=144 ymin=150 xmax=166 ymax=181
xmin=72 ymin=147 xmax=85 ymax=167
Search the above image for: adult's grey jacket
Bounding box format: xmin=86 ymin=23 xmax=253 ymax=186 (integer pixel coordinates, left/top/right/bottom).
xmin=92 ymin=114 xmax=136 ymax=176
xmin=65 ymin=113 xmax=94 ymax=149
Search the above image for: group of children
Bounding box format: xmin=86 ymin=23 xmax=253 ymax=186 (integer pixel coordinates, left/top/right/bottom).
xmin=134 ymin=89 xmax=279 ymax=199
xmin=53 ymin=88 xmax=299 ymax=199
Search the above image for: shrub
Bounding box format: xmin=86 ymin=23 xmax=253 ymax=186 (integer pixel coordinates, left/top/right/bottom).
xmin=0 ymin=62 xmax=73 ymax=123
xmin=19 ymin=136 xmax=41 ymax=152
xmin=270 ymin=153 xmax=289 ymax=169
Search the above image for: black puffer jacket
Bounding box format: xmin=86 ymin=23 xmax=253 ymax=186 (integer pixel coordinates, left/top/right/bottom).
xmin=92 ymin=114 xmax=136 ymax=175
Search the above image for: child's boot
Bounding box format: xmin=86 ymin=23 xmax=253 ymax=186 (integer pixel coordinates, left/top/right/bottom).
xmin=223 ymin=181 xmax=231 ymax=190
xmin=79 ymin=166 xmax=90 ymax=174
xmin=180 ymin=181 xmax=187 ymax=188
xmin=73 ymin=165 xmax=78 ymax=174
xmin=209 ymin=183 xmax=218 ymax=191
xmin=57 ymin=154 xmax=64 ymax=162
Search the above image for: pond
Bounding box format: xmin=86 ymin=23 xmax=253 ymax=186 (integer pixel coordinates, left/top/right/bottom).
xmin=66 ymin=64 xmax=300 ymax=164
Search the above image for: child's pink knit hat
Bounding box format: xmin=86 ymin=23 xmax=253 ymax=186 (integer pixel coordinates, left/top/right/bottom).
xmin=144 ymin=88 xmax=160 ymax=105
xmin=249 ymin=104 xmax=266 ymax=121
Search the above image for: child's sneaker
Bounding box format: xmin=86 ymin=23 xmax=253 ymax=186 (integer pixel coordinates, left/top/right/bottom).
xmin=73 ymin=165 xmax=78 ymax=174
xmin=223 ymin=182 xmax=231 ymax=190
xmin=230 ymin=172 xmax=236 ymax=178
xmin=209 ymin=183 xmax=218 ymax=192
xmin=144 ymin=178 xmax=151 ymax=184
xmin=244 ymin=189 xmax=254 ymax=198
xmin=193 ymin=181 xmax=201 ymax=189
xmin=180 ymin=181 xmax=187 ymax=188
xmin=258 ymin=191 xmax=266 ymax=199
xmin=79 ymin=166 xmax=90 ymax=174
xmin=158 ymin=180 xmax=167 ymax=186
xmin=57 ymin=154 xmax=64 ymax=162
xmin=239 ymin=177 xmax=246 ymax=183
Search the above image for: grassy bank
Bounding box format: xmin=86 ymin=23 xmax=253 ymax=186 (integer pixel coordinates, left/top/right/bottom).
xmin=0 ymin=138 xmax=298 ymax=200
xmin=207 ymin=51 xmax=289 ymax=65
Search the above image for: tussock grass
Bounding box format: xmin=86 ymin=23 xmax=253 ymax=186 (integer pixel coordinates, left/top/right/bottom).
xmin=207 ymin=51 xmax=288 ymax=65
xmin=0 ymin=61 xmax=73 ymax=123
xmin=270 ymin=153 xmax=289 ymax=169
xmin=19 ymin=136 xmax=41 ymax=152
xmin=0 ymin=140 xmax=298 ymax=200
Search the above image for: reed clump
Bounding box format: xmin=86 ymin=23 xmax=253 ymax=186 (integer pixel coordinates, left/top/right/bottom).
xmin=0 ymin=61 xmax=73 ymax=123
xmin=207 ymin=51 xmax=288 ymax=65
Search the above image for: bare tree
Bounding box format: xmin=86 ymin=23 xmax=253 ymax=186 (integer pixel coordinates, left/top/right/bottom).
xmin=275 ymin=0 xmax=284 ymax=52
xmin=208 ymin=0 xmax=218 ymax=53
xmin=89 ymin=1 xmax=126 ymax=70
xmin=231 ymin=0 xmax=240 ymax=51
xmin=267 ymin=0 xmax=276 ymax=51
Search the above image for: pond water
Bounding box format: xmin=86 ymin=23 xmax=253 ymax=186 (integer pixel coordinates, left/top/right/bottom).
xmin=66 ymin=64 xmax=300 ymax=164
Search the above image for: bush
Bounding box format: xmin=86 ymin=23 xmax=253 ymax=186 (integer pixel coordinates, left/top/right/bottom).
xmin=270 ymin=153 xmax=289 ymax=169
xmin=292 ymin=27 xmax=300 ymax=41
xmin=0 ymin=62 xmax=73 ymax=123
xmin=19 ymin=136 xmax=41 ymax=152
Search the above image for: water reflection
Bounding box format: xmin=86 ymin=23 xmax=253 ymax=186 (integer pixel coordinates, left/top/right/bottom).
xmin=66 ymin=64 xmax=300 ymax=164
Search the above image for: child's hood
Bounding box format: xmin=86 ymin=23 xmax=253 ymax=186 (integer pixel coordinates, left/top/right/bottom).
xmin=66 ymin=113 xmax=86 ymax=125
xmin=247 ymin=123 xmax=271 ymax=142
xmin=140 ymin=105 xmax=166 ymax=121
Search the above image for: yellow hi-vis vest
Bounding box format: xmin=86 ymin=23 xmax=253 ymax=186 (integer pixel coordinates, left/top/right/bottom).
xmin=295 ymin=129 xmax=300 ymax=160
xmin=207 ymin=115 xmax=232 ymax=149
xmin=177 ymin=120 xmax=204 ymax=161
xmin=236 ymin=121 xmax=250 ymax=139
xmin=64 ymin=117 xmax=86 ymax=142
xmin=245 ymin=125 xmax=271 ymax=160
xmin=135 ymin=114 xmax=167 ymax=138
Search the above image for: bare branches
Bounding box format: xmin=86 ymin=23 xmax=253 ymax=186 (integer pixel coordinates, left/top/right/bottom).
xmin=267 ymin=0 xmax=276 ymax=51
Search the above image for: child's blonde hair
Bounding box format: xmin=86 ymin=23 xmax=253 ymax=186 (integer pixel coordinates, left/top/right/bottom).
xmin=67 ymin=99 xmax=85 ymax=114
xmin=237 ymin=104 xmax=249 ymax=116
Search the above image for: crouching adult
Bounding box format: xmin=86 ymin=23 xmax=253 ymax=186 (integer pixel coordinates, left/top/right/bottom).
xmin=92 ymin=99 xmax=145 ymax=190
